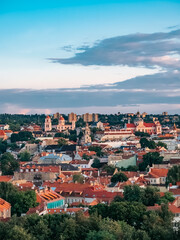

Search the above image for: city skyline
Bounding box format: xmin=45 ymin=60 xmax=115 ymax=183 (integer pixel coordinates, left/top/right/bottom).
xmin=1 ymin=1 xmax=180 ymax=114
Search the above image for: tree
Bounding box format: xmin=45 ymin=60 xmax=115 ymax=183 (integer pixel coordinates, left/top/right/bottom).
xmin=111 ymin=172 xmax=128 ymax=183
xmin=123 ymin=185 xmax=144 ymax=202
xmin=91 ymin=158 xmax=101 ymax=168
xmin=0 ymin=152 xmax=19 ymax=175
xmin=166 ymin=165 xmax=180 ymax=185
xmin=135 ymin=131 xmax=150 ymax=137
xmin=73 ymin=174 xmax=85 ymax=184
xmin=86 ymin=230 xmax=116 ymax=240
xmin=7 ymin=225 xmax=32 ymax=240
xmin=58 ymin=138 xmax=68 ymax=147
xmin=89 ymin=146 xmax=104 ymax=157
xmin=0 ymin=140 xmax=7 ymax=154
xmin=11 ymin=131 xmax=33 ymax=142
xmin=102 ymin=165 xmax=115 ymax=175
xmin=140 ymin=138 xmax=156 ymax=149
xmin=139 ymin=152 xmax=163 ymax=171
xmin=18 ymin=151 xmax=31 ymax=162
xmin=0 ymin=182 xmax=37 ymax=216
xmin=157 ymin=141 xmax=167 ymax=149
xmin=159 ymin=192 xmax=175 ymax=204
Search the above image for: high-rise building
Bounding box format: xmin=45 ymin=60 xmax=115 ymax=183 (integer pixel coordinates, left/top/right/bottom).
xmin=53 ymin=112 xmax=61 ymax=119
xmin=68 ymin=112 xmax=77 ymax=123
xmin=82 ymin=113 xmax=98 ymax=122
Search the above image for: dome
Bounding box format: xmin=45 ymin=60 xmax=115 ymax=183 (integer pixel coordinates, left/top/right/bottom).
xmin=59 ymin=116 xmax=65 ymax=121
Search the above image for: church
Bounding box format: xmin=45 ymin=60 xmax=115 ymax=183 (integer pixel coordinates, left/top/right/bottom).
xmin=125 ymin=118 xmax=162 ymax=135
xmin=44 ymin=115 xmax=75 ymax=132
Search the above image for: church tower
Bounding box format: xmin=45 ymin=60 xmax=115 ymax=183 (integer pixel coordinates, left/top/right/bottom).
xmin=44 ymin=116 xmax=52 ymax=132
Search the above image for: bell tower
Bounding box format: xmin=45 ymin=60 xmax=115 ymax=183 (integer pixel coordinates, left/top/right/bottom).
xmin=45 ymin=116 xmax=52 ymax=132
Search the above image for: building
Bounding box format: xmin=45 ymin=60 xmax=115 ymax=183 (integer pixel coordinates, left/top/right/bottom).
xmin=82 ymin=113 xmax=98 ymax=122
xmin=44 ymin=115 xmax=75 ymax=132
xmin=101 ymin=129 xmax=134 ymax=141
xmin=44 ymin=116 xmax=52 ymax=132
xmin=108 ymin=153 xmax=137 ymax=168
xmin=53 ymin=112 xmax=61 ymax=119
xmin=68 ymin=112 xmax=77 ymax=123
xmin=0 ymin=198 xmax=11 ymax=219
xmin=81 ymin=124 xmax=92 ymax=145
xmin=125 ymin=118 xmax=162 ymax=135
xmin=36 ymin=187 xmax=65 ymax=209
xmin=146 ymin=168 xmax=168 ymax=185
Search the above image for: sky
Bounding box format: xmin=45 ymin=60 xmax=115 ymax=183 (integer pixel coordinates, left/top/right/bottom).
xmin=0 ymin=0 xmax=180 ymax=114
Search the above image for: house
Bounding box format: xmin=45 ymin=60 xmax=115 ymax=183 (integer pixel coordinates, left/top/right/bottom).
xmin=0 ymin=198 xmax=11 ymax=219
xmin=146 ymin=168 xmax=168 ymax=185
xmin=0 ymin=130 xmax=8 ymax=141
xmin=36 ymin=187 xmax=65 ymax=209
xmin=108 ymin=153 xmax=136 ymax=168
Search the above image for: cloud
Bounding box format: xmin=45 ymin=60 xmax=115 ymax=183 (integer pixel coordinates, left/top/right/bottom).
xmin=0 ymin=70 xmax=180 ymax=113
xmin=49 ymin=29 xmax=180 ymax=70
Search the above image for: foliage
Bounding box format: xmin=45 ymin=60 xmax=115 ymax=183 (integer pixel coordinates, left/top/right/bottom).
xmin=91 ymin=158 xmax=101 ymax=168
xmin=83 ymin=154 xmax=91 ymax=160
xmin=18 ymin=151 xmax=31 ymax=162
xmin=0 ymin=182 xmax=37 ymax=216
xmin=73 ymin=174 xmax=85 ymax=184
xmin=111 ymin=172 xmax=128 ymax=183
xmin=11 ymin=131 xmax=34 ymax=142
xmin=158 ymin=192 xmax=175 ymax=204
xmin=0 ymin=152 xmax=19 ymax=175
xmin=0 ymin=206 xmax=178 ymax=240
xmin=138 ymin=152 xmax=163 ymax=171
xmin=123 ymin=185 xmax=161 ymax=206
xmin=140 ymin=138 xmax=156 ymax=149
xmin=102 ymin=165 xmax=115 ymax=175
xmin=0 ymin=140 xmax=7 ymax=154
xmin=89 ymin=146 xmax=103 ymax=157
xmin=166 ymin=165 xmax=180 ymax=185
xmin=135 ymin=131 xmax=150 ymax=137
xmin=156 ymin=141 xmax=167 ymax=149
xmin=58 ymin=138 xmax=68 ymax=147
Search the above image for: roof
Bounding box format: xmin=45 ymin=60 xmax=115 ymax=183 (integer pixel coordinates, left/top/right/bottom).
xmin=0 ymin=130 xmax=6 ymax=136
xmin=148 ymin=168 xmax=168 ymax=178
xmin=126 ymin=123 xmax=136 ymax=128
xmin=0 ymin=176 xmax=13 ymax=182
xmin=0 ymin=198 xmax=11 ymax=212
xmin=60 ymin=144 xmax=77 ymax=152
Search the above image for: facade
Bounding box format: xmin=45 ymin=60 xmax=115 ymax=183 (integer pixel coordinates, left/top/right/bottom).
xmin=44 ymin=115 xmax=75 ymax=132
xmin=81 ymin=124 xmax=92 ymax=145
xmin=108 ymin=153 xmax=136 ymax=167
xmin=44 ymin=116 xmax=52 ymax=132
xmin=125 ymin=118 xmax=162 ymax=135
xmin=68 ymin=112 xmax=77 ymax=123
xmin=101 ymin=129 xmax=134 ymax=141
xmin=146 ymin=168 xmax=168 ymax=185
xmin=0 ymin=198 xmax=11 ymax=219
xmin=36 ymin=187 xmax=65 ymax=209
xmin=82 ymin=113 xmax=98 ymax=122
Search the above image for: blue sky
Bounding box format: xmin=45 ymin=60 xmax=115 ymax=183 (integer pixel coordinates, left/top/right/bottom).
xmin=0 ymin=1 xmax=180 ymax=113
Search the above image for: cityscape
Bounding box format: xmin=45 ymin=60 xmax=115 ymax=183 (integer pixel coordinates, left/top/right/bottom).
xmin=0 ymin=1 xmax=180 ymax=240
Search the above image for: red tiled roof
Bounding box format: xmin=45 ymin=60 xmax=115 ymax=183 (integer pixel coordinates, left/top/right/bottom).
xmin=126 ymin=123 xmax=136 ymax=128
xmin=143 ymin=123 xmax=156 ymax=127
xmin=0 ymin=176 xmax=12 ymax=182
xmin=149 ymin=168 xmax=168 ymax=178
xmin=0 ymin=130 xmax=6 ymax=136
xmin=168 ymin=204 xmax=180 ymax=214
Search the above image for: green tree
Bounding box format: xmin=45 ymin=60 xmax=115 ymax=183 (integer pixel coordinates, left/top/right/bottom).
xmin=91 ymin=158 xmax=101 ymax=168
xmin=140 ymin=138 xmax=156 ymax=149
xmin=0 ymin=140 xmax=7 ymax=154
xmin=86 ymin=230 xmax=116 ymax=240
xmin=58 ymin=138 xmax=68 ymax=147
xmin=111 ymin=172 xmax=128 ymax=183
xmin=166 ymin=165 xmax=180 ymax=185
xmin=0 ymin=182 xmax=37 ymax=216
xmin=7 ymin=225 xmax=32 ymax=240
xmin=139 ymin=152 xmax=163 ymax=171
xmin=18 ymin=151 xmax=31 ymax=162
xmin=89 ymin=146 xmax=104 ymax=157
xmin=157 ymin=141 xmax=167 ymax=149
xmin=0 ymin=152 xmax=19 ymax=175
xmin=73 ymin=174 xmax=85 ymax=184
